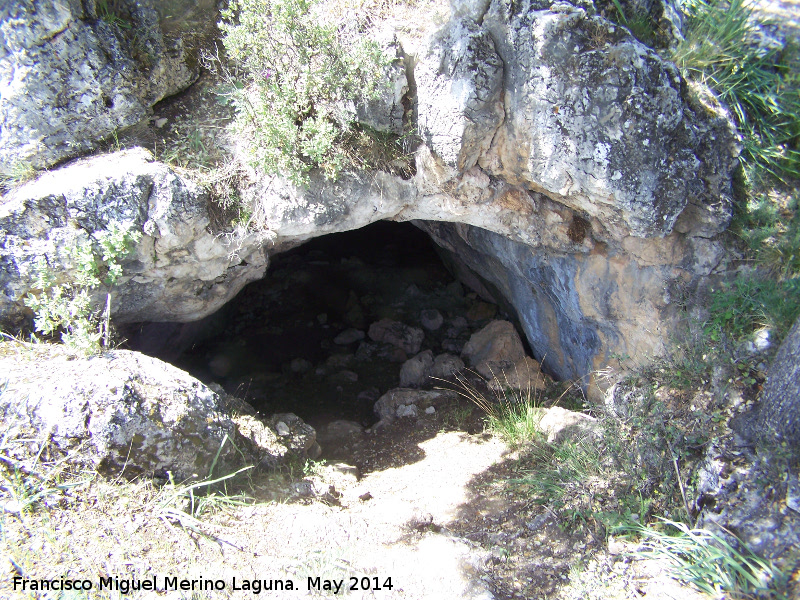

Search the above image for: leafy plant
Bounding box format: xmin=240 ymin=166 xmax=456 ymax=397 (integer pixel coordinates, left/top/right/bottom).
xmin=671 ymin=0 xmax=800 ymax=183
xmin=0 ymin=161 xmax=37 ymax=195
xmin=24 ymin=224 xmax=141 ymax=353
xmin=219 ymin=0 xmax=391 ymax=185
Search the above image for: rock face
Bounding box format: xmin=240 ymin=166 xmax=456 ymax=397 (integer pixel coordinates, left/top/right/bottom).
xmin=0 ymin=0 xmax=740 ymax=390
xmin=0 ymin=148 xmax=267 ymax=330
xmin=0 ymin=0 xmax=197 ymax=173
xmin=0 ymin=347 xmax=315 ymax=479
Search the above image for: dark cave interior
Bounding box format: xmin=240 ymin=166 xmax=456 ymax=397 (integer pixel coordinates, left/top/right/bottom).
xmin=124 ymin=220 xmax=525 ymax=433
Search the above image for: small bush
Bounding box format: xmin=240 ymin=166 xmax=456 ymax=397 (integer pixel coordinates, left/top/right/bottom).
xmin=219 ymin=0 xmax=391 ymax=185
xmin=709 ymin=190 xmax=800 ymax=345
xmin=24 ymin=224 xmax=141 ymax=353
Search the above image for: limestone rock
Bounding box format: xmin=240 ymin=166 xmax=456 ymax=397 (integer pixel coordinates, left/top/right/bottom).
xmin=354 ymin=35 xmax=408 ymax=135
xmin=0 ymin=347 xmax=297 ymax=479
xmin=368 ymin=318 xmax=425 ymax=355
xmin=478 ymin=1 xmax=736 ymax=239
xmin=537 ymin=407 xmax=600 ymax=445
xmin=732 ymin=315 xmax=800 ymax=450
xmin=396 ymin=404 xmax=419 ymax=419
xmin=0 ymin=0 xmax=197 ymax=173
xmin=461 ymin=320 xmax=526 ymax=379
xmin=431 ymin=353 xmax=466 ymax=378
xmin=0 ymin=148 xmax=267 ymax=330
xmin=269 ymin=413 xmax=321 ymax=459
xmin=420 ymin=308 xmax=444 ymax=331
xmin=373 ymin=388 xmax=457 ymax=426
xmin=316 ymin=420 xmax=364 ymax=445
xmin=334 ymin=328 xmax=366 ymax=345
xmin=399 ymin=350 xmax=435 ymax=387
xmin=415 ymin=17 xmax=504 ymax=173
xmin=488 ymin=356 xmax=546 ymax=393
xmin=695 ymin=441 xmax=800 ymax=563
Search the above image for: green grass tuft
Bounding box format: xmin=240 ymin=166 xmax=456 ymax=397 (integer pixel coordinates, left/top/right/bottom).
xmin=629 ymin=519 xmax=789 ymax=598
xmin=672 ymin=0 xmax=800 ymax=184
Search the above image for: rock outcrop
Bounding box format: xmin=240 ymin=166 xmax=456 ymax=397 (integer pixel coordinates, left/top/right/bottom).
xmin=0 ymin=346 xmax=317 ymax=479
xmin=0 ymin=0 xmax=740 ymax=391
xmin=0 ymin=148 xmax=267 ymax=330
xmin=0 ymin=0 xmax=197 ymax=173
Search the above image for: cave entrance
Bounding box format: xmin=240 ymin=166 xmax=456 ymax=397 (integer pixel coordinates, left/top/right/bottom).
xmin=126 ymin=221 xmax=512 ymax=436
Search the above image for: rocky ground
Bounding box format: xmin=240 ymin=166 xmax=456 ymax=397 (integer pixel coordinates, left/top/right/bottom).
xmin=1 ymin=394 xmax=712 ymax=600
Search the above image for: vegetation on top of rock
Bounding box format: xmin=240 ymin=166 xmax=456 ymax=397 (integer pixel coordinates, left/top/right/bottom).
xmin=218 ymin=0 xmax=392 ymax=185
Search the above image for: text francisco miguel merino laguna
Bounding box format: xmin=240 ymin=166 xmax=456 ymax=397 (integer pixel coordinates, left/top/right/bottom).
xmin=12 ymin=574 xmax=396 ymax=594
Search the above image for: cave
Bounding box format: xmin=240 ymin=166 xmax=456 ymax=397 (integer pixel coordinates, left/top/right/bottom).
xmin=124 ymin=220 xmax=527 ymax=435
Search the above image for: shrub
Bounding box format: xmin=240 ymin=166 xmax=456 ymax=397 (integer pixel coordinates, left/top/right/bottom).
xmin=24 ymin=224 xmax=141 ymax=353
xmin=219 ymin=0 xmax=391 ymax=185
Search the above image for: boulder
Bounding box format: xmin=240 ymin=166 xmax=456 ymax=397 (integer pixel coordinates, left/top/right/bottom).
xmin=732 ymin=315 xmax=800 ymax=450
xmin=399 ymin=350 xmax=435 ymax=387
xmin=461 ymin=320 xmax=526 ymax=379
xmin=269 ymin=413 xmax=321 ymax=460
xmin=488 ymin=356 xmax=547 ymax=393
xmin=368 ymin=318 xmax=425 ymax=355
xmin=537 ymin=407 xmax=600 ymax=445
xmin=420 ymin=308 xmax=444 ymax=331
xmin=0 ymin=346 xmax=311 ymax=479
xmin=0 ymin=0 xmax=197 ymax=173
xmin=334 ymin=328 xmax=366 ymax=345
xmin=316 ymin=420 xmax=364 ymax=445
xmin=431 ymin=353 xmax=466 ymax=378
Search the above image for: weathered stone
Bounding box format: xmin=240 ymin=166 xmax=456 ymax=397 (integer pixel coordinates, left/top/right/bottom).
xmin=732 ymin=315 xmax=800 ymax=450
xmin=461 ymin=320 xmax=526 ymax=379
xmin=268 ymin=413 xmax=320 ymax=459
xmin=396 ymin=404 xmax=419 ymax=419
xmin=0 ymin=347 xmax=300 ymax=479
xmin=334 ymin=328 xmax=366 ymax=345
xmin=368 ymin=318 xmax=425 ymax=355
xmin=695 ymin=440 xmax=800 ymax=563
xmin=316 ymin=420 xmax=364 ymax=445
xmin=373 ymin=388 xmax=457 ymax=426
xmin=488 ymin=356 xmax=546 ymax=393
xmin=415 ymin=17 xmax=505 ymax=173
xmin=399 ymin=350 xmax=435 ymax=387
xmin=431 ymin=353 xmax=466 ymax=378
xmin=420 ymin=308 xmax=444 ymax=331
xmin=537 ymin=406 xmax=600 ymax=444
xmin=0 ymin=148 xmax=267 ymax=330
xmin=354 ymin=35 xmax=408 ymax=135
xmin=0 ymin=0 xmax=197 ymax=172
